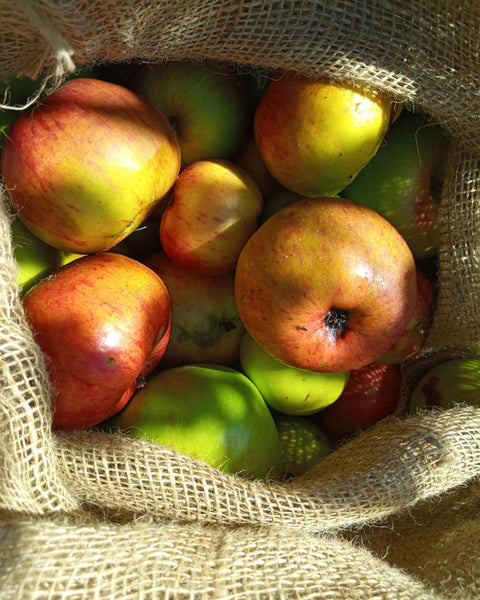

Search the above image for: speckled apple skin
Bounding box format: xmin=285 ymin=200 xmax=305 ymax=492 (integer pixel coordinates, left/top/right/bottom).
xmin=1 ymin=78 xmax=181 ymax=253
xmin=234 ymin=197 xmax=417 ymax=373
xmin=22 ymin=253 xmax=172 ymax=430
xmin=254 ymin=72 xmax=391 ymax=197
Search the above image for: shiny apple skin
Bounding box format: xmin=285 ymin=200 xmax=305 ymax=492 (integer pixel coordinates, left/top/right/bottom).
xmin=1 ymin=78 xmax=181 ymax=254
xmin=160 ymin=159 xmax=263 ymax=276
xmin=234 ymin=197 xmax=417 ymax=373
xmin=254 ymin=72 xmax=392 ymax=197
xmin=22 ymin=253 xmax=172 ymax=430
xmin=144 ymin=250 xmax=244 ymax=367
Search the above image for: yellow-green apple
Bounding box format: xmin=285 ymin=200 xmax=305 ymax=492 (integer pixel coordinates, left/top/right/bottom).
xmin=316 ymin=362 xmax=401 ymax=443
xmin=273 ymin=413 xmax=333 ymax=477
xmin=342 ymin=110 xmax=448 ymax=261
xmin=11 ymin=218 xmax=58 ymax=294
xmin=254 ymin=71 xmax=392 ymax=197
xmin=143 ymin=250 xmax=245 ymax=367
xmin=234 ymin=197 xmax=417 ymax=373
xmin=239 ymin=331 xmax=349 ymax=415
xmin=1 ymin=77 xmax=181 ymax=254
xmin=407 ymin=357 xmax=480 ymax=413
xmin=375 ymin=267 xmax=434 ymax=364
xmin=22 ymin=253 xmax=172 ymax=430
xmin=160 ymin=159 xmax=263 ymax=276
xmin=133 ymin=60 xmax=249 ymax=167
xmin=114 ymin=364 xmax=283 ymax=479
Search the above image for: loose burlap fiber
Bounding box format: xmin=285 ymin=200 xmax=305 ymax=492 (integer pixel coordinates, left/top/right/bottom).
xmin=1 ymin=1 xmax=480 ymax=599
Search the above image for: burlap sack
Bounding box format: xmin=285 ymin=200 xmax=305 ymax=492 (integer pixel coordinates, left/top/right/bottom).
xmin=1 ymin=1 xmax=480 ymax=598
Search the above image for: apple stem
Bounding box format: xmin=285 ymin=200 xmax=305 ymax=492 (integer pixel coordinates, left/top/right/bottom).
xmin=323 ymin=308 xmax=349 ymax=339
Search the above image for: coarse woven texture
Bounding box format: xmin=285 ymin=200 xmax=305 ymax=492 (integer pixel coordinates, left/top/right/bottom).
xmin=1 ymin=1 xmax=480 ymax=599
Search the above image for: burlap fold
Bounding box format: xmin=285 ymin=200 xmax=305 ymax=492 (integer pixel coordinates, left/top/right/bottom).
xmin=1 ymin=1 xmax=480 ymax=599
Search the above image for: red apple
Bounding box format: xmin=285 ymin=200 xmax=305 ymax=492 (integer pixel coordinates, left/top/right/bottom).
xmin=22 ymin=253 xmax=172 ymax=430
xmin=317 ymin=362 xmax=401 ymax=443
xmin=234 ymin=197 xmax=417 ymax=373
xmin=143 ymin=250 xmax=245 ymax=367
xmin=160 ymin=159 xmax=263 ymax=276
xmin=254 ymin=72 xmax=392 ymax=197
xmin=1 ymin=77 xmax=181 ymax=254
xmin=375 ymin=267 xmax=434 ymax=364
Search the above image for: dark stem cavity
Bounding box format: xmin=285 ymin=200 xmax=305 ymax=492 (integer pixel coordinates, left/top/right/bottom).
xmin=323 ymin=308 xmax=349 ymax=340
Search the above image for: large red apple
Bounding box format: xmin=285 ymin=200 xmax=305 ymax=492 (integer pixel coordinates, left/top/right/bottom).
xmin=160 ymin=159 xmax=263 ymax=276
xmin=234 ymin=197 xmax=417 ymax=373
xmin=316 ymin=362 xmax=401 ymax=443
xmin=143 ymin=250 xmax=245 ymax=367
xmin=22 ymin=253 xmax=172 ymax=430
xmin=1 ymin=77 xmax=181 ymax=254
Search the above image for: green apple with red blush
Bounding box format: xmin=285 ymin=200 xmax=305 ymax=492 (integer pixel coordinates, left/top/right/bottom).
xmin=160 ymin=158 xmax=263 ymax=276
xmin=342 ymin=109 xmax=448 ymax=261
xmin=144 ymin=250 xmax=245 ymax=367
xmin=234 ymin=197 xmax=417 ymax=373
xmin=133 ymin=60 xmax=250 ymax=167
xmin=22 ymin=252 xmax=172 ymax=430
xmin=1 ymin=77 xmax=181 ymax=254
xmin=407 ymin=357 xmax=480 ymax=414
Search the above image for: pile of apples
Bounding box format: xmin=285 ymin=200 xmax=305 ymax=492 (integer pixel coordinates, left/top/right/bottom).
xmin=1 ymin=60 xmax=459 ymax=480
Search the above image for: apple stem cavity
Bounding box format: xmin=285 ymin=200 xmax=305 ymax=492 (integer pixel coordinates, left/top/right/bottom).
xmin=323 ymin=308 xmax=349 ymax=340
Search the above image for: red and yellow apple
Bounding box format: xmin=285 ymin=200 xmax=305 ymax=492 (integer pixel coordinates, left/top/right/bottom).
xmin=234 ymin=197 xmax=417 ymax=373
xmin=254 ymin=72 xmax=392 ymax=197
xmin=1 ymin=77 xmax=181 ymax=254
xmin=22 ymin=252 xmax=172 ymax=430
xmin=143 ymin=250 xmax=245 ymax=367
xmin=133 ymin=60 xmax=249 ymax=167
xmin=160 ymin=159 xmax=263 ymax=276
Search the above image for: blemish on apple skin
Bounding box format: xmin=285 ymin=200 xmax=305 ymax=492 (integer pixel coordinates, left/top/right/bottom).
xmin=304 ymin=394 xmax=310 ymax=403
xmin=105 ymin=355 xmax=117 ymax=366
xmin=296 ymin=325 xmax=308 ymax=331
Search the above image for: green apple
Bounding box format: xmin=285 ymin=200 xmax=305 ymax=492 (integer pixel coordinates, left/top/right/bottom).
xmin=254 ymin=71 xmax=392 ymax=197
xmin=133 ymin=60 xmax=250 ymax=167
xmin=342 ymin=110 xmax=448 ymax=261
xmin=407 ymin=357 xmax=480 ymax=414
xmin=11 ymin=218 xmax=57 ymax=294
xmin=239 ymin=332 xmax=350 ymax=415
xmin=274 ymin=413 xmax=333 ymax=477
xmin=115 ymin=364 xmax=283 ymax=480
